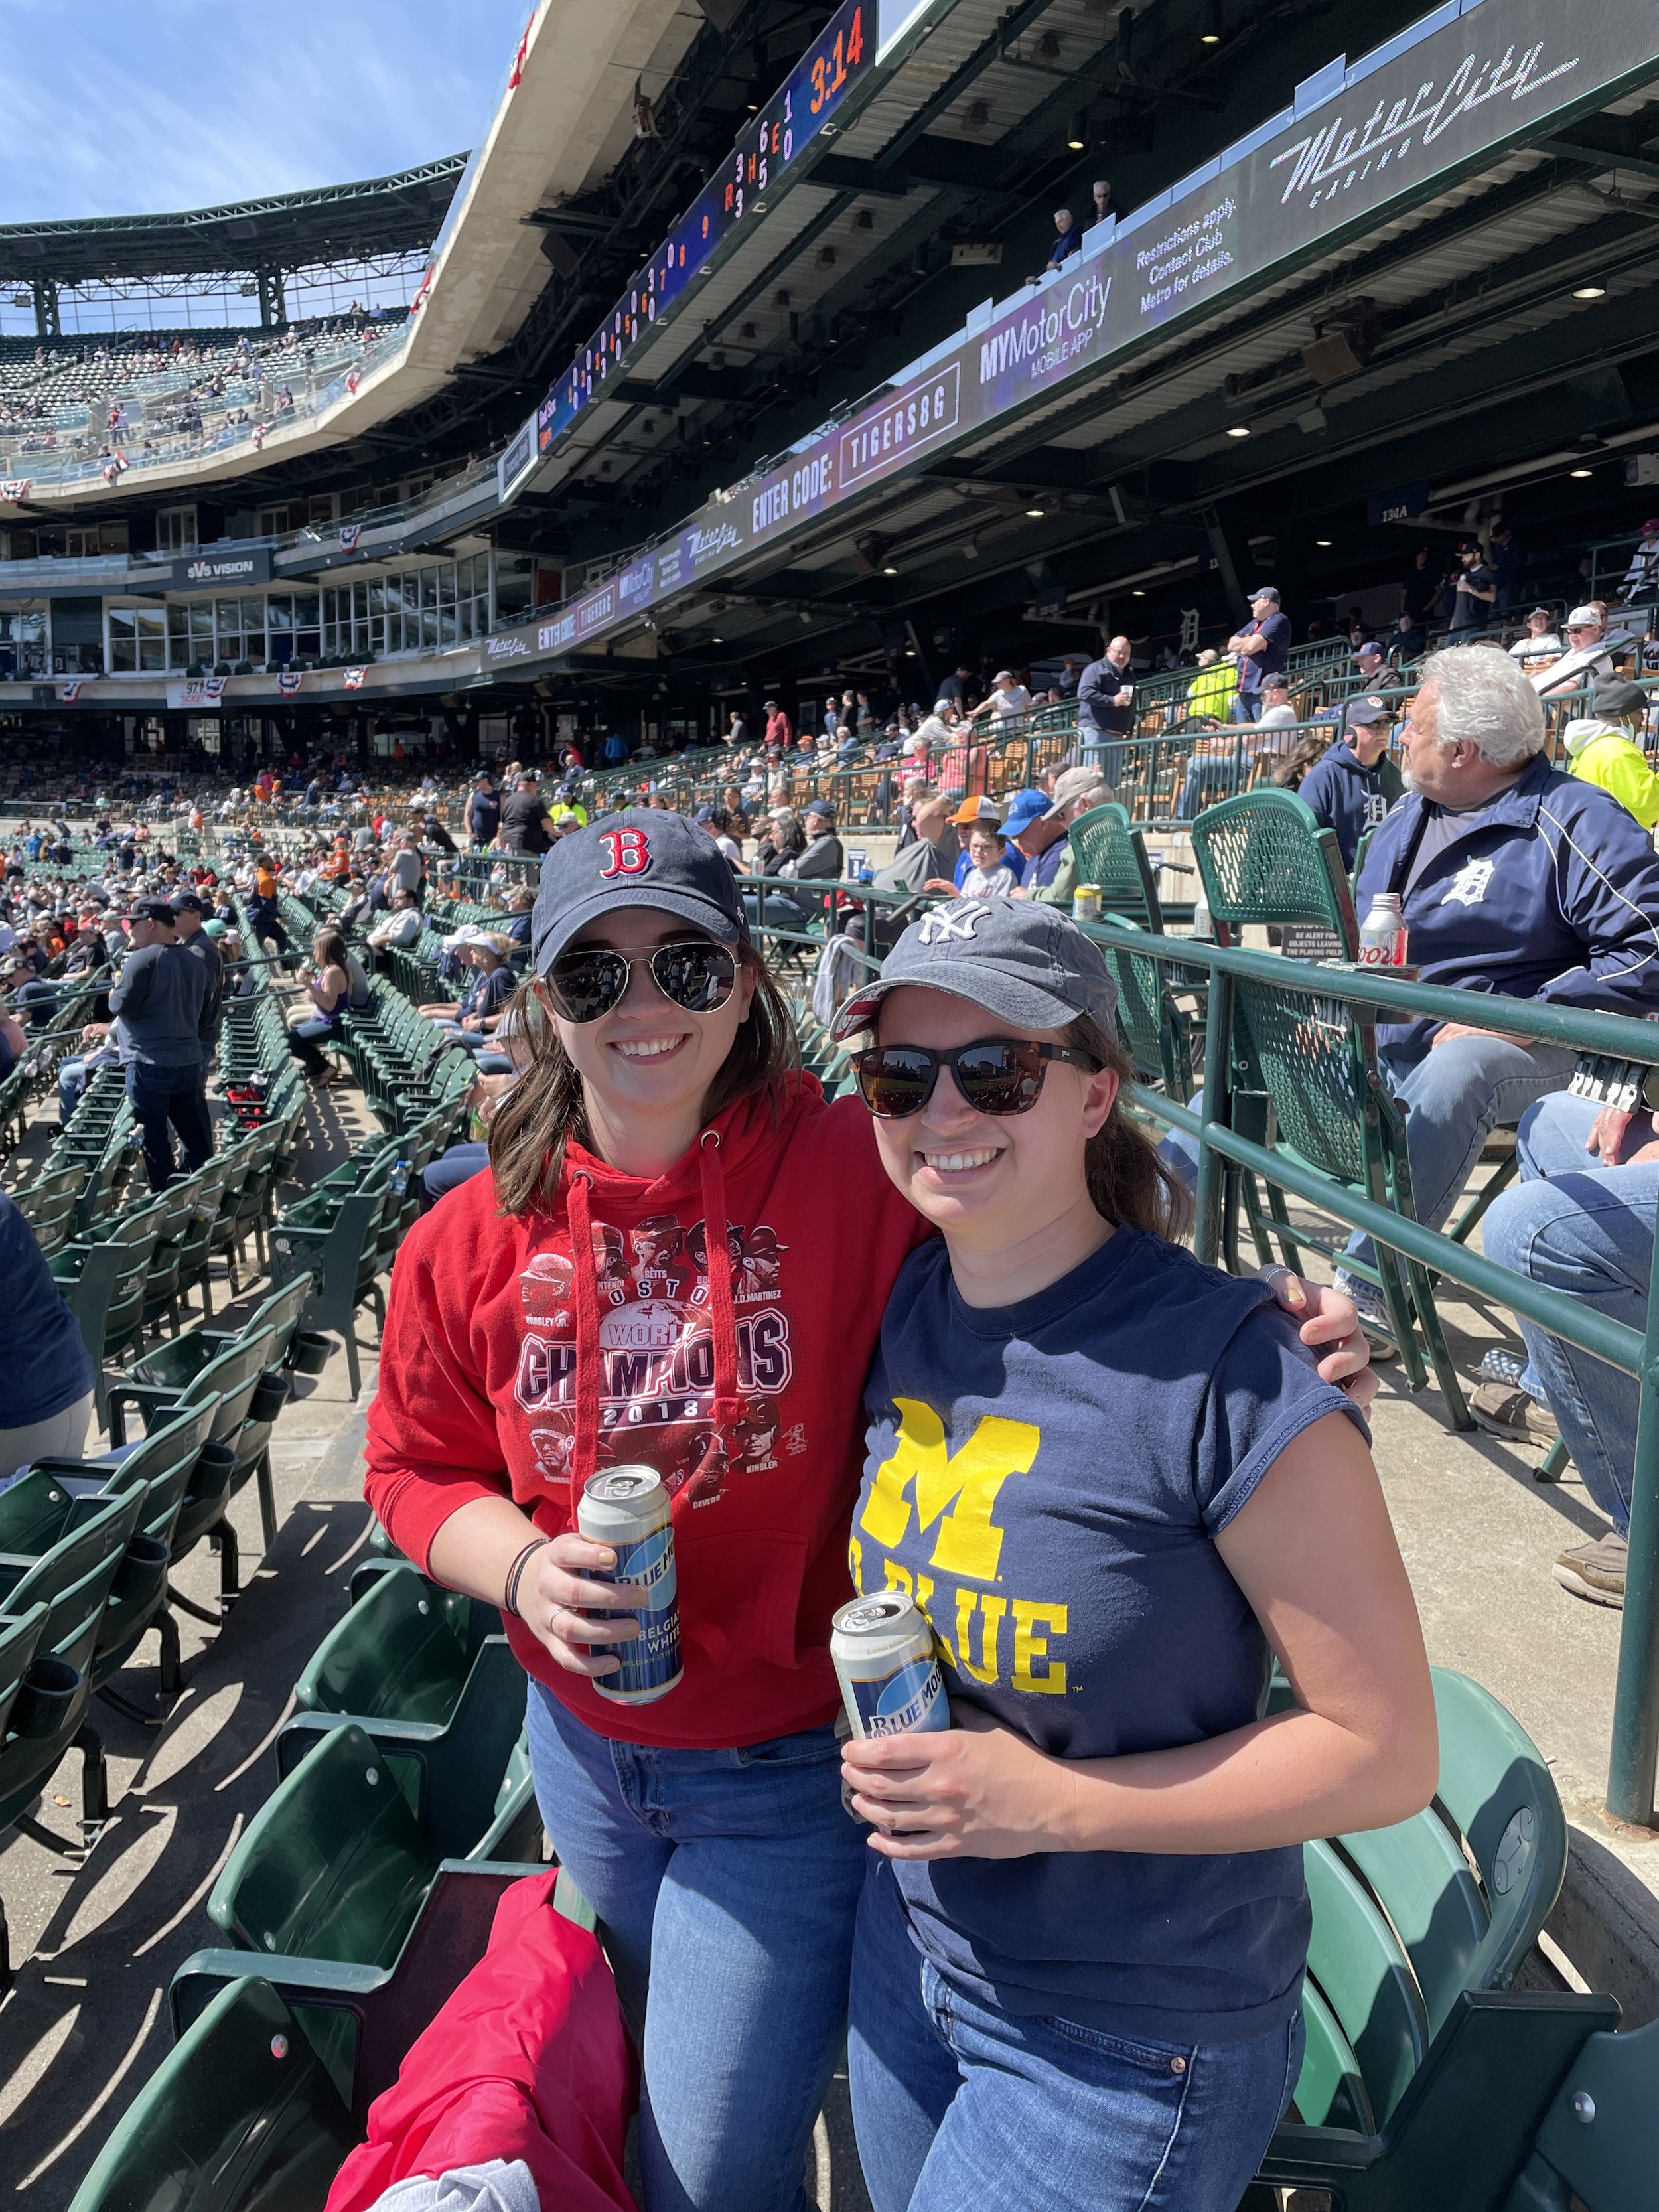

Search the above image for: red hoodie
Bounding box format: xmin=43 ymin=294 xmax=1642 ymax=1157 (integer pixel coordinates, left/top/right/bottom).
xmin=364 ymin=1072 xmax=926 ymax=1748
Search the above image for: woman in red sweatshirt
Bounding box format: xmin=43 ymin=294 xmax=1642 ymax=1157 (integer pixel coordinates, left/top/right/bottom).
xmin=365 ymin=810 xmax=1370 ymax=2212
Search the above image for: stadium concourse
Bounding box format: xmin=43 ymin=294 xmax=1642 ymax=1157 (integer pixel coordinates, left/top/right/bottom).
xmin=9 ymin=0 xmax=1659 ymax=2204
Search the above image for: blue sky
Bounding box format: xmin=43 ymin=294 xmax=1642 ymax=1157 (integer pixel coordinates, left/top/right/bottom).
xmin=0 ymin=0 xmax=534 ymax=220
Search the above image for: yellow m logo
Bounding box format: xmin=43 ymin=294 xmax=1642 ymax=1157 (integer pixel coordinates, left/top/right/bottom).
xmin=859 ymin=1399 xmax=1039 ymax=1580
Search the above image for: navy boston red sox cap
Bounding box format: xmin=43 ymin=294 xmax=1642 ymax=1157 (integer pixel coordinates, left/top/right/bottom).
xmin=831 ymin=894 xmax=1117 ymax=1040
xmin=530 ymin=806 xmax=747 ymax=974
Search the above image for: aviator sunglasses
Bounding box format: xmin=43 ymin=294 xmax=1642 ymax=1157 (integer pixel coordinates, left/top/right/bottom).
xmin=853 ymin=1037 xmax=1100 ymax=1119
xmin=544 ymin=939 xmax=738 ymax=1023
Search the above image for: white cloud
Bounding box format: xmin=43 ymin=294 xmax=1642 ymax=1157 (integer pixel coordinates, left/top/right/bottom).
xmin=0 ymin=0 xmax=532 ymax=220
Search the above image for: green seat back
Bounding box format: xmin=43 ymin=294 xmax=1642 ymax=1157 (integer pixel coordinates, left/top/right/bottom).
xmin=0 ymin=1603 xmax=48 ymax=1742
xmin=1530 ymin=2014 xmax=1659 ymax=2212
xmin=235 ymin=1276 xmax=314 ymax=1368
xmin=0 ymin=1485 xmax=145 ymax=1678
xmin=1301 ymin=1838 xmax=1429 ymax=2128
xmin=1293 ymin=1972 xmax=1371 ymax=2132
xmin=1190 ymin=788 xmax=1359 ymax=950
xmin=208 ymin=1722 xmax=435 ymax=1969
xmin=64 ymin=1978 xmax=354 ymax=2212
xmin=1067 ymin=803 xmax=1164 ymax=930
xmin=297 ymin=1567 xmax=470 ymax=1726
xmin=1227 ymin=972 xmax=1376 ymax=1188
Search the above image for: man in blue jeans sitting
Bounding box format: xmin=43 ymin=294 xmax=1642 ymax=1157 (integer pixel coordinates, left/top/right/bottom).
xmin=1479 ymin=1089 xmax=1656 ymax=1610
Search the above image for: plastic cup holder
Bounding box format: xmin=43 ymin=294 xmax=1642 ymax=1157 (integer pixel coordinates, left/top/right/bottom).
xmin=289 ymin=1331 xmax=331 ymax=1377
xmin=248 ymin=1373 xmax=291 ymax=1424
xmin=112 ymin=1534 xmax=171 ymax=1602
xmin=13 ymin=1655 xmax=82 ymax=1739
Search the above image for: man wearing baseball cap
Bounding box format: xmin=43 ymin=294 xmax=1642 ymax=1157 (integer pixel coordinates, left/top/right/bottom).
xmin=1295 ymin=696 xmax=1406 ymax=867
xmin=1562 ymin=677 xmax=1659 ymax=828
xmin=81 ymin=897 xmax=212 ymax=1189
xmin=1447 ymin=540 xmax=1497 ymax=636
xmin=1001 ymin=788 xmax=1068 ymax=891
xmin=1225 ymin=586 xmax=1290 ymax=722
xmin=1029 ymin=767 xmax=1110 ymax=907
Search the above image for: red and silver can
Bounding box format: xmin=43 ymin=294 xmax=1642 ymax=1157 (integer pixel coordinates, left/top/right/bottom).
xmin=1357 ymin=891 xmax=1407 ymax=968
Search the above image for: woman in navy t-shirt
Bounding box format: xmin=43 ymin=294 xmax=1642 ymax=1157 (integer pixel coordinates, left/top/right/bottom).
xmin=831 ymin=899 xmax=1435 ymax=2212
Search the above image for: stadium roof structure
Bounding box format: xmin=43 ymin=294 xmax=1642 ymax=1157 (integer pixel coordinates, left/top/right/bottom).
xmin=0 ymin=159 xmax=469 ymax=285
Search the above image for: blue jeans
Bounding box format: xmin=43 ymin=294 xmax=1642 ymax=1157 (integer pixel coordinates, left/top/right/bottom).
xmin=526 ymin=1684 xmax=867 ymax=2212
xmin=421 ymin=1141 xmax=490 ymax=1200
xmin=1077 ymin=731 xmax=1126 ymax=792
xmin=1481 ymin=1090 xmax=1657 ymax=1536
xmin=1340 ymin=1035 xmax=1579 ymax=1284
xmin=1231 ymin=690 xmax=1263 ymax=724
xmin=127 ymin=1059 xmax=213 ymax=1191
xmin=849 ymin=1858 xmax=1303 ymax=2212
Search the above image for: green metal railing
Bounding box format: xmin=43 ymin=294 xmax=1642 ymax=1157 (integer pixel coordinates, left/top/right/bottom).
xmin=741 ymin=877 xmax=1659 ymax=1826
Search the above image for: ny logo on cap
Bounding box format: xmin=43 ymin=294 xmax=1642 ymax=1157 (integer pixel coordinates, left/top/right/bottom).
xmin=918 ymin=902 xmax=984 ymax=945
xmin=599 ymin=828 xmax=651 ymax=879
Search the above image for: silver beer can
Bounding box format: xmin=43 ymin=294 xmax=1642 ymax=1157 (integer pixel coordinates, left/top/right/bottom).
xmin=831 ymin=1591 xmax=948 ymax=1739
xmin=576 ymin=1466 xmax=683 ymax=1704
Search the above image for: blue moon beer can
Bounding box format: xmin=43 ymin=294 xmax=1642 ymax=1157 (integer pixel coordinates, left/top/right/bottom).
xmin=831 ymin=1591 xmax=948 ymax=1739
xmin=577 ymin=1466 xmax=683 ymax=1704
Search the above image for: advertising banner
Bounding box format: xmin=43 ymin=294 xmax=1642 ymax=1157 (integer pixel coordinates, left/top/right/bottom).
xmin=512 ymin=0 xmax=1652 ymax=663
xmin=168 ymin=548 xmax=273 ymax=592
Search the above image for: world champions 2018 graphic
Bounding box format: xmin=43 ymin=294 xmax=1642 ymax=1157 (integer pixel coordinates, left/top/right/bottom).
xmin=512 ymin=1216 xmax=800 ymax=1509
xmin=511 ymin=0 xmax=1646 ymax=667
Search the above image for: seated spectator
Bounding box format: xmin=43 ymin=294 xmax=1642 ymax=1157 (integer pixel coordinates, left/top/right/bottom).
xmin=958 ymin=823 xmax=1019 ymax=898
xmin=1255 ymin=672 xmax=1298 ymax=729
xmin=944 ymin=797 xmax=1015 ymax=891
xmin=1477 ymin=1088 xmax=1657 ymax=1609
xmin=1184 ymin=648 xmax=1238 ymax=727
xmin=1535 ymin=604 xmax=1625 ymax=696
xmin=1619 ymin=516 xmax=1659 ymax=604
xmin=1295 ymin=694 xmax=1406 ymax=867
xmin=1562 ymin=678 xmax=1659 ymax=828
xmin=365 ymin=887 xmax=423 ymax=958
xmin=0 ymin=1187 xmax=96 ymax=1487
xmin=1001 ymin=787 xmax=1069 ymax=893
xmin=1507 ymin=605 xmax=1562 ymax=668
xmin=1027 ymin=767 xmax=1110 ymax=907
xmin=875 ymin=792 xmax=959 ymax=903
xmin=0 ymin=982 xmax=25 ymax=1080
xmin=1164 ymin=650 xmax=1659 ymax=1332
xmin=1334 ymin=646 xmax=1659 ymax=1318
xmin=1350 ymin=639 xmax=1388 ymax=692
xmin=1090 ymin=178 xmax=1113 ymax=225
xmin=1391 ymin=609 xmax=1427 ymax=666
xmin=289 ymin=926 xmax=370 ymax=1085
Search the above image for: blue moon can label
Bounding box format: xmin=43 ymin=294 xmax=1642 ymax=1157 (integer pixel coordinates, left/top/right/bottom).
xmin=577 ymin=1466 xmax=683 ymax=1704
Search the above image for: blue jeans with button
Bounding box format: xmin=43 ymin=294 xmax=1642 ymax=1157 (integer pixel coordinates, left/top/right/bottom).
xmin=526 ymin=1681 xmax=867 ymax=2212
xmin=849 ymin=1856 xmax=1303 ymax=2212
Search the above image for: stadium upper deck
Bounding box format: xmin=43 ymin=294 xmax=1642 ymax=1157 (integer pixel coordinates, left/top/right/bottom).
xmin=2 ymin=0 xmax=1659 ymax=738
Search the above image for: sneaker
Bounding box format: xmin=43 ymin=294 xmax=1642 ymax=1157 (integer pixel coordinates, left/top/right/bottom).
xmin=1471 ymin=1381 xmax=1559 ymax=1443
xmin=1478 ymin=1347 xmax=1531 ymax=1390
xmin=1332 ymin=1269 xmax=1399 ymax=1362
xmin=1553 ymin=1533 xmax=1627 ymax=1609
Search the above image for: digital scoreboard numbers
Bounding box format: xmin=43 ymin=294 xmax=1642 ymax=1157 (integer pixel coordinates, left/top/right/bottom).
xmin=538 ymin=0 xmax=870 ymax=453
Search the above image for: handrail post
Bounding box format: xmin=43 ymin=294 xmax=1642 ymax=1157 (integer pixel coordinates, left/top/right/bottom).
xmin=1193 ymin=955 xmax=1230 ymax=1268
xmin=1608 ymin=1236 xmax=1659 ymax=1825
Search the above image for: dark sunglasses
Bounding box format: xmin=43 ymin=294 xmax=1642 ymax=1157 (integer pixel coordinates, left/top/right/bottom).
xmin=853 ymin=1038 xmax=1099 ymax=1119
xmin=544 ymin=939 xmax=738 ymax=1023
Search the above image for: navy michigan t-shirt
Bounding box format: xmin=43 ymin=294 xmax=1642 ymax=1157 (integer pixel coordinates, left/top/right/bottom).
xmin=854 ymin=1225 xmax=1366 ymax=2045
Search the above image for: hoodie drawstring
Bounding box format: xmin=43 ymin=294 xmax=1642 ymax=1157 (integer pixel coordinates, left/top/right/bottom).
xmin=566 ymin=1171 xmax=602 ymax=1489
xmin=698 ymin=1132 xmax=746 ymax=1432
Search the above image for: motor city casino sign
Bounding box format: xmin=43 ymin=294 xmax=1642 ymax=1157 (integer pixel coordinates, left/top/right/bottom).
xmin=509 ymin=0 xmax=1652 ymax=663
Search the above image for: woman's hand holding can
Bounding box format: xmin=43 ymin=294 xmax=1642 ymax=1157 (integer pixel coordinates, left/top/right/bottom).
xmin=520 ymin=1531 xmax=648 ymax=1679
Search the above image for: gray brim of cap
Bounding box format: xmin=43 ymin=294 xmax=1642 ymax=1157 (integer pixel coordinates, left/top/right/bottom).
xmin=534 ymin=883 xmax=745 ymax=973
xmin=831 ymin=959 xmax=1097 ymax=1041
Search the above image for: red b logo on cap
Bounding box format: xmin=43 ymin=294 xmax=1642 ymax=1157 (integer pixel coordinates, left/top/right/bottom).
xmin=598 ymin=828 xmax=650 ymax=879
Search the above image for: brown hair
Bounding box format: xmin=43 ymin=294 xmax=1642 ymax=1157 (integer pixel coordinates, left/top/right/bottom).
xmin=487 ymin=941 xmax=801 ymax=1217
xmin=313 ymin=927 xmax=350 ymax=970
xmin=1064 ymin=1013 xmax=1192 ymax=1242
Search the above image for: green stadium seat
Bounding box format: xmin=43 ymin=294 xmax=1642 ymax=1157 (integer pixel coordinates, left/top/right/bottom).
xmin=295 ymin=1564 xmax=497 ymax=1728
xmin=1510 ymin=2012 xmax=1659 ymax=2211
xmin=0 ymin=1602 xmax=49 ymax=1986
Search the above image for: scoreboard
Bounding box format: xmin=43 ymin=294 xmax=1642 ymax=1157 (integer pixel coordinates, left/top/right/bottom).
xmin=537 ymin=0 xmax=872 ymax=453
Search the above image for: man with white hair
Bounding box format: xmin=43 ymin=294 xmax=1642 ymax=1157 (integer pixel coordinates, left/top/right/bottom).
xmin=1334 ymin=644 xmax=1659 ymax=1319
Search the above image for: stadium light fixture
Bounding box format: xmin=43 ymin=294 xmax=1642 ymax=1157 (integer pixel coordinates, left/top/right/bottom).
xmin=1226 ymin=424 xmax=1251 ymax=438
xmin=1572 ymin=283 xmax=1607 ymax=299
xmin=1200 ymin=0 xmax=1222 ymax=44
xmin=1131 ymin=587 xmax=1145 ymax=596
xmin=1315 ymin=536 xmax=1333 ymax=546
xmin=1026 ymin=506 xmax=1047 ymax=518
xmin=1570 ymin=466 xmax=1594 ymax=478
xmin=1067 ymin=111 xmax=1088 ymax=151
xmin=881 ymin=564 xmax=899 ymax=575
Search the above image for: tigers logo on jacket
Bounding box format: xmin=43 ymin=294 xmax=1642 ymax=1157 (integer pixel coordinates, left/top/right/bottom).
xmin=514 ymin=1212 xmax=796 ymax=1508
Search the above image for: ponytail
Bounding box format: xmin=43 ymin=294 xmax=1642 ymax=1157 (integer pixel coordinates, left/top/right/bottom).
xmin=1064 ymin=1014 xmax=1192 ymax=1242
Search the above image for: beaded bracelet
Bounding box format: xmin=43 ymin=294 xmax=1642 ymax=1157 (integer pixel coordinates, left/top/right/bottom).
xmin=504 ymin=1536 xmax=552 ymax=1619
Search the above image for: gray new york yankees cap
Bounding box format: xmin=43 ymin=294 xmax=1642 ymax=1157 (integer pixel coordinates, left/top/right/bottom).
xmin=831 ymin=895 xmax=1118 ymax=1039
